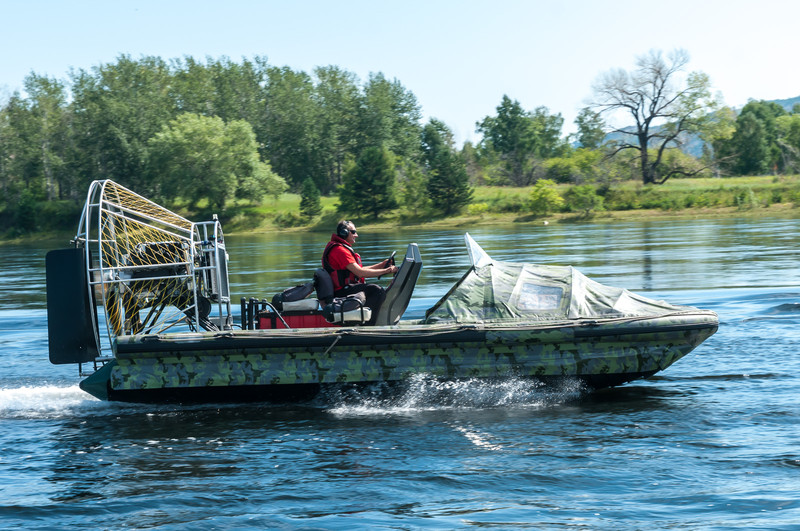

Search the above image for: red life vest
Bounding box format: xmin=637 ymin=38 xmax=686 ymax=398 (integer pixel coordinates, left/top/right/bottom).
xmin=322 ymin=236 xmax=364 ymax=291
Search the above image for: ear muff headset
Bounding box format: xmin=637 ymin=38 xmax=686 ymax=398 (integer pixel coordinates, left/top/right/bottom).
xmin=337 ymin=221 xmax=351 ymax=239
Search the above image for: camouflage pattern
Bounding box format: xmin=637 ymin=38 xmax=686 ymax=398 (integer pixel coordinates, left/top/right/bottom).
xmin=85 ymin=311 xmax=718 ymax=399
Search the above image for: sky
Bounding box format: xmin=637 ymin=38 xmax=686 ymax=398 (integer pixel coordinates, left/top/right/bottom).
xmin=2 ymin=0 xmax=799 ymax=144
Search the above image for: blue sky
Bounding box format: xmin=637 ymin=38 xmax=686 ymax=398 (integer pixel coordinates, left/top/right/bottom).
xmin=2 ymin=0 xmax=798 ymax=144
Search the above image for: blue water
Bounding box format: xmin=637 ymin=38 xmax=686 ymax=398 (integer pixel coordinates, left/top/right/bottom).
xmin=1 ymin=218 xmax=800 ymax=529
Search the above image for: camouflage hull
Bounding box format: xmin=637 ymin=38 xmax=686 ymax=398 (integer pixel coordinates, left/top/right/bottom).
xmin=80 ymin=311 xmax=718 ymax=403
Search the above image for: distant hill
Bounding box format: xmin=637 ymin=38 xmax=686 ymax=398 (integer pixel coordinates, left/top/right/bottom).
xmin=768 ymin=95 xmax=800 ymax=112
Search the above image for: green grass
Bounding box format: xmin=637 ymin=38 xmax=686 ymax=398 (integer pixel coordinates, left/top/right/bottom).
xmin=219 ymin=175 xmax=800 ymax=233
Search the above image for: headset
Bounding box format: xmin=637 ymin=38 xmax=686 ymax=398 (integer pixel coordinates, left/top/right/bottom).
xmin=337 ymin=221 xmax=352 ymax=239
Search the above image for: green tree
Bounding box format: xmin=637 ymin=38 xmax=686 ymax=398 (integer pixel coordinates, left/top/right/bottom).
xmin=731 ymin=100 xmax=787 ymax=173
xmin=544 ymin=156 xmax=579 ymax=184
xmin=226 ymin=119 xmax=287 ymax=202
xmin=313 ymin=66 xmax=361 ymax=191
xmin=530 ymin=106 xmax=567 ymax=158
xmin=207 ymin=56 xmax=268 ymax=127
xmin=0 ymin=74 xmax=74 ymax=221
xmin=170 ymin=56 xmax=268 ymax=128
xmin=591 ymin=49 xmax=717 ymax=184
xmin=0 ymin=101 xmax=10 ymax=205
xmin=358 ymin=73 xmax=422 ymax=161
xmin=564 ymin=184 xmax=604 ymax=216
xmin=0 ymin=94 xmax=36 ymax=205
xmin=422 ymin=119 xmax=473 ymax=215
xmin=23 ymin=74 xmax=69 ymax=200
xmin=358 ymin=72 xmax=421 ymax=160
xmin=147 ymin=113 xmax=286 ymax=210
xmin=573 ymin=107 xmax=606 ymax=149
xmin=398 ymin=161 xmax=428 ymax=215
xmin=776 ymin=114 xmax=800 ymax=173
xmin=529 ymin=179 xmax=564 ymax=216
xmin=299 ymin=177 xmax=323 ymax=219
xmin=700 ymin=106 xmax=737 ymax=175
xmin=169 ymin=56 xmax=216 ymax=116
xmin=0 ymin=55 xmax=446 ymax=230
xmin=262 ymin=67 xmax=320 ymax=191
xmin=339 ymin=146 xmax=398 ymax=218
xmin=477 ymin=95 xmax=535 ymax=185
xmin=476 ymin=96 xmax=565 ymax=185
xmin=68 ymin=55 xmax=175 ymax=194
xmin=12 ymin=188 xmax=38 ymax=233
xmin=729 ymin=112 xmax=769 ymax=175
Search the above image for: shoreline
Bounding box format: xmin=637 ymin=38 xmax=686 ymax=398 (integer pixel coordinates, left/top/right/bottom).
xmin=260 ymin=201 xmax=800 ymax=235
xmin=9 ymin=202 xmax=798 ymax=245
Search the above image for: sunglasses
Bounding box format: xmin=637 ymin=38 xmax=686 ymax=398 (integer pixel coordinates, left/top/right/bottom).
xmin=349 ymin=229 xmax=358 ymax=234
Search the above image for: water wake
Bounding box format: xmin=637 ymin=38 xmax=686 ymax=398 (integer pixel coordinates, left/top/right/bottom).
xmin=0 ymin=385 xmax=106 ymax=419
xmin=321 ymin=375 xmax=587 ymax=415
xmin=0 ymin=377 xmax=589 ymax=419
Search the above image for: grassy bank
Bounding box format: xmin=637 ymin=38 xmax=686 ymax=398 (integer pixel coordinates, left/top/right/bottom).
xmin=224 ymin=174 xmax=800 ymax=234
xmin=4 ymin=175 xmax=800 ymax=243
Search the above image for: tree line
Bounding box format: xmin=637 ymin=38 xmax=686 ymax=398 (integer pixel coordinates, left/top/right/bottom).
xmin=1 ymin=51 xmax=799 ymax=234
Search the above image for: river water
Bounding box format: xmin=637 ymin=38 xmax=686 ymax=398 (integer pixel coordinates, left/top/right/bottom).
xmin=1 ymin=217 xmax=799 ymax=529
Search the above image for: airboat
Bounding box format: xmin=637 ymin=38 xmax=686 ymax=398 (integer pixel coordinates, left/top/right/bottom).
xmin=45 ymin=180 xmax=718 ymax=403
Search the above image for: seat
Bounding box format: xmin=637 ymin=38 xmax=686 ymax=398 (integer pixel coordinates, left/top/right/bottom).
xmin=313 ymin=268 xmax=335 ymax=304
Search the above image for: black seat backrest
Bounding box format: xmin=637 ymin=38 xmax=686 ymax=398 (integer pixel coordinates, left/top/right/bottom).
xmin=313 ymin=268 xmax=335 ymax=304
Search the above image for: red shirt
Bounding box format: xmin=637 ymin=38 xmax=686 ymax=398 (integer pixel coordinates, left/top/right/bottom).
xmin=323 ymin=235 xmax=364 ymax=291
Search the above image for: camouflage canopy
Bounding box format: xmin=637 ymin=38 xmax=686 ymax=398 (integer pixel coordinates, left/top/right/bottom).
xmin=423 ymin=234 xmax=690 ymax=324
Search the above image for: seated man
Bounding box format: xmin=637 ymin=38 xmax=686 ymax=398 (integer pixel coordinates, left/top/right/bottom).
xmin=322 ymin=220 xmax=398 ymax=325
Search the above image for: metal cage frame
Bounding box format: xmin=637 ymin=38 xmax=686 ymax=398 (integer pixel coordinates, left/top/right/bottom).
xmin=71 ymin=180 xmax=232 ymax=357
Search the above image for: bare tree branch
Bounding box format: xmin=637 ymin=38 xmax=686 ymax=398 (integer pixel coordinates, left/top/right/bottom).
xmin=590 ymin=49 xmax=717 ymax=185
